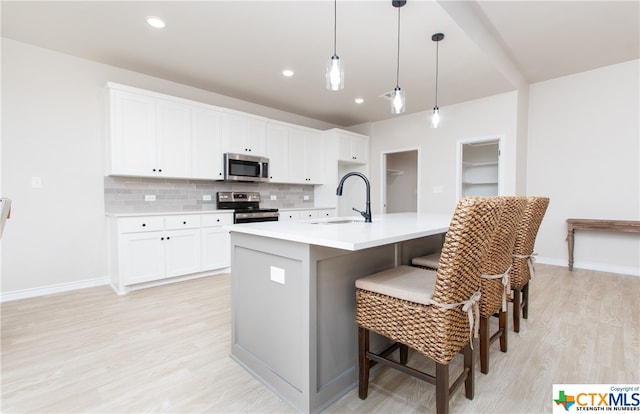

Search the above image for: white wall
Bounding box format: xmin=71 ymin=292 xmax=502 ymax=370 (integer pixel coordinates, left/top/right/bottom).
xmin=367 ymin=91 xmax=519 ymax=216
xmin=364 ymin=60 xmax=639 ymax=276
xmin=1 ymin=38 xmax=337 ymax=299
xmin=527 ymin=60 xmax=639 ymax=275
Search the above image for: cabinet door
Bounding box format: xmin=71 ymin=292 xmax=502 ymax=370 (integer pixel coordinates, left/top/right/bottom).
xmin=338 ymin=135 xmax=352 ymax=162
xmin=301 ymin=210 xmax=318 ymax=220
xmin=110 ymin=90 xmax=158 ymax=175
xmin=192 ymin=107 xmax=224 ymax=180
xmin=119 ymin=231 xmax=165 ymax=285
xmin=350 ymin=135 xmax=368 ymax=164
xmin=304 ymin=132 xmax=324 ymax=183
xmin=164 ymin=229 xmax=201 ymax=278
xmin=316 ymin=209 xmax=337 ymax=219
xmin=157 ymin=101 xmax=191 ymax=178
xmin=265 ymin=124 xmax=289 ymax=182
xmin=337 ymin=134 xmax=368 ymax=164
xmin=223 ymin=113 xmax=266 ymax=155
xmin=288 ymin=129 xmax=307 ymax=183
xmin=201 ymin=226 xmax=230 ymax=270
xmin=279 ymin=211 xmax=301 ymax=221
xmin=246 ymin=117 xmax=266 ymax=155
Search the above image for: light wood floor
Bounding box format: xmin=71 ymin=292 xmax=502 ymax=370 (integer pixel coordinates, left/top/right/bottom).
xmin=2 ymin=264 xmax=638 ymax=413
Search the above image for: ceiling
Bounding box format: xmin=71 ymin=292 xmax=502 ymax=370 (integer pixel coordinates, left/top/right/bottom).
xmin=2 ymin=1 xmax=639 ymax=127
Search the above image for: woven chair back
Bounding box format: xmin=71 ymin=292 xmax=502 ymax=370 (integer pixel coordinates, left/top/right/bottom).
xmin=509 ymin=197 xmax=550 ymax=289
xmin=430 ymin=197 xmax=504 ymax=343
xmin=479 ymin=196 xmax=527 ymax=317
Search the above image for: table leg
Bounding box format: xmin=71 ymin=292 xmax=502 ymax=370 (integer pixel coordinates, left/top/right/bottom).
xmin=566 ymin=227 xmax=575 ymax=271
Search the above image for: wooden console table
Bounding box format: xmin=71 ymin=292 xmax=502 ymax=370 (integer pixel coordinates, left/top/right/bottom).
xmin=566 ymin=218 xmax=640 ymax=270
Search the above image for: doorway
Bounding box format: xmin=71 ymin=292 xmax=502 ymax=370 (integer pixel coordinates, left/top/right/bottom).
xmin=383 ymin=149 xmax=418 ymax=213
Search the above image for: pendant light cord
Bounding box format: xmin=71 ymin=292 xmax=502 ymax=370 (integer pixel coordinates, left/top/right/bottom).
xmin=333 ymin=0 xmax=337 ymax=55
xmin=396 ymin=6 xmax=401 ymax=87
xmin=434 ymin=38 xmax=439 ymax=106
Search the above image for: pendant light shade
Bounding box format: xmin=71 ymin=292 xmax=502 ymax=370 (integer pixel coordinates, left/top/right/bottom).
xmin=391 ymin=1 xmax=406 ymax=114
xmin=326 ymin=55 xmax=344 ymax=91
xmin=431 ymin=32 xmax=444 ymax=128
xmin=326 ymin=0 xmax=344 ymax=91
xmin=391 ymin=86 xmax=405 ymax=114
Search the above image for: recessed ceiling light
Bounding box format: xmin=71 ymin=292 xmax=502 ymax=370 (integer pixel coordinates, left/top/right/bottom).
xmin=146 ymin=16 xmax=166 ymax=29
xmin=282 ymin=69 xmax=294 ymax=77
xmin=354 ymin=98 xmax=364 ymax=104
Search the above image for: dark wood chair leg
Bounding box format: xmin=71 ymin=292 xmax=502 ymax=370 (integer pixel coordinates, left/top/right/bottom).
xmin=479 ymin=316 xmax=489 ymax=374
xmin=436 ymin=362 xmax=450 ymax=414
xmin=463 ymin=343 xmax=474 ymax=400
xmin=399 ymin=344 xmax=408 ymax=365
xmin=499 ymin=310 xmax=508 ymax=352
xmin=522 ymin=281 xmax=529 ymax=319
xmin=512 ymin=287 xmax=521 ymax=333
xmin=358 ymin=326 xmax=370 ymax=399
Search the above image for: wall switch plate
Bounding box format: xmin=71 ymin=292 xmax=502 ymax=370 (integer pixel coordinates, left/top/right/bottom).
xmin=144 ymin=195 xmax=156 ymax=201
xmin=202 ymin=195 xmax=212 ymax=201
xmin=270 ymin=266 xmax=285 ymax=285
xmin=303 ymin=195 xmax=310 ymax=201
xmin=270 ymin=195 xmax=277 ymax=201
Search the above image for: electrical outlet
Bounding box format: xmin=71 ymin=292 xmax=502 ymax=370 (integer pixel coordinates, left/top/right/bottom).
xmin=270 ymin=195 xmax=277 ymax=201
xmin=303 ymin=195 xmax=310 ymax=201
xmin=31 ymin=177 xmax=42 ymax=188
xmin=432 ymin=185 xmax=443 ymax=194
xmin=202 ymin=195 xmax=212 ymax=201
xmin=145 ymin=195 xmax=156 ymax=202
xmin=270 ymin=266 xmax=285 ymax=285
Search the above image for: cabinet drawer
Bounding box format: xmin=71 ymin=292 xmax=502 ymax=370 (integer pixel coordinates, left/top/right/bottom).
xmin=118 ymin=216 xmax=164 ymax=233
xmin=201 ymin=214 xmax=233 ymax=227
xmin=316 ymin=209 xmax=336 ymax=218
xmin=165 ymin=215 xmax=201 ymax=230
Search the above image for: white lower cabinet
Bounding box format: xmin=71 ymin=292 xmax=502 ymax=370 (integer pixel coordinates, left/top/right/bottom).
xmin=279 ymin=209 xmax=336 ymax=222
xmin=109 ymin=212 xmax=232 ymax=294
xmin=201 ymin=214 xmax=233 ymax=270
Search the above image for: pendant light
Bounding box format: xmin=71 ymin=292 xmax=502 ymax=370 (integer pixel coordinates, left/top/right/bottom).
xmin=326 ymin=0 xmax=344 ymax=91
xmin=431 ymin=33 xmax=444 ymax=128
xmin=390 ymin=1 xmax=406 ymax=114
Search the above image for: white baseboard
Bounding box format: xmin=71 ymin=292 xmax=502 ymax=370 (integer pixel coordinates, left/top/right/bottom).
xmin=1 ymin=277 xmax=110 ymax=303
xmin=536 ymin=256 xmax=640 ymax=277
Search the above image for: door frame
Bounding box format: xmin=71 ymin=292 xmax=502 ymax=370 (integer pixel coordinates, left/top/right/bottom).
xmin=380 ymin=147 xmax=420 ymax=214
xmin=455 ymin=135 xmax=504 ymax=200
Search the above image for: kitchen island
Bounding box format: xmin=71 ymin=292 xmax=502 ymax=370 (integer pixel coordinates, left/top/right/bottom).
xmin=229 ymin=212 xmax=451 ymax=413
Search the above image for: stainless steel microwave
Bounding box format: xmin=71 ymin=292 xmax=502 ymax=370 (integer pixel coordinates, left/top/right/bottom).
xmin=224 ymin=153 xmax=270 ymax=182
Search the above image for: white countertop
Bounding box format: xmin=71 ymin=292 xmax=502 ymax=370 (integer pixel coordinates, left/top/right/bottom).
xmin=229 ymin=212 xmax=451 ymax=251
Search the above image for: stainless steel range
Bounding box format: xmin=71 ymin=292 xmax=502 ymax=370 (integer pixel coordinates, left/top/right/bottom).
xmin=216 ymin=191 xmax=279 ymax=224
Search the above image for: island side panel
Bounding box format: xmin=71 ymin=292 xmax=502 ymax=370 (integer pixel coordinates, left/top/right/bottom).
xmin=230 ymin=232 xmax=313 ymax=412
xmin=311 ymin=244 xmax=396 ymax=401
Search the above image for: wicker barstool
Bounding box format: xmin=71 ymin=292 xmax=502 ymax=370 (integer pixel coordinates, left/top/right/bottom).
xmin=476 ymin=196 xmax=527 ymax=374
xmin=510 ymin=196 xmax=550 ymax=332
xmin=355 ymin=197 xmax=504 ymax=414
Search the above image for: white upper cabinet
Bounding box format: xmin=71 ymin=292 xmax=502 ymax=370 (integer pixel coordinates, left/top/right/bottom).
xmin=336 ymin=131 xmax=369 ymax=164
xmin=222 ymin=112 xmax=266 ymax=156
xmin=266 ymin=123 xmax=324 ymax=184
xmin=265 ymin=123 xmax=290 ymax=182
xmin=288 ymin=128 xmax=324 ymax=184
xmin=157 ymin=101 xmax=191 ymax=177
xmin=108 ymin=87 xmax=191 ymax=178
xmin=191 ymin=107 xmax=224 ymax=180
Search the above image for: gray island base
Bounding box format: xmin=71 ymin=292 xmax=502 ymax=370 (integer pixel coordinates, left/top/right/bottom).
xmin=229 ymin=213 xmax=450 ymax=413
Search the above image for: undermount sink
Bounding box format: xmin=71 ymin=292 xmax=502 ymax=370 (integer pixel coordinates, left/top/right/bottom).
xmin=311 ymin=219 xmax=364 ymax=225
